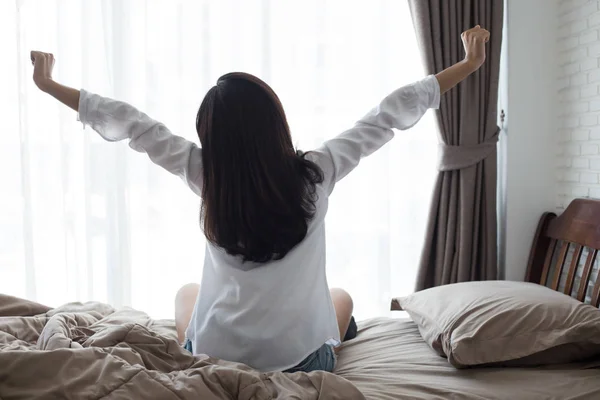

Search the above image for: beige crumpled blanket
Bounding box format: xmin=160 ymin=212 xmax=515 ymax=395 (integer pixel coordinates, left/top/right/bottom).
xmin=0 ymin=294 xmax=364 ymax=400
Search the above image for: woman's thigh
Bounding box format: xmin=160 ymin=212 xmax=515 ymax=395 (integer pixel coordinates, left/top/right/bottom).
xmin=174 ymin=283 xmax=200 ymax=344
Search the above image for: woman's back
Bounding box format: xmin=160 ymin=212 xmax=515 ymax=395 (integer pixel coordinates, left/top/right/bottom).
xmin=197 ymin=73 xmax=324 ymax=264
xmin=187 ymin=179 xmax=339 ymax=371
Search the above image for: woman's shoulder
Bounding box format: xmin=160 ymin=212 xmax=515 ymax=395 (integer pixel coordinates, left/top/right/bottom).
xmin=302 ymin=149 xmax=335 ymax=195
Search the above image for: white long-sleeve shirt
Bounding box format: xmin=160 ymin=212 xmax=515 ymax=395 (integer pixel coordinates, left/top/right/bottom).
xmin=77 ymin=75 xmax=440 ymax=372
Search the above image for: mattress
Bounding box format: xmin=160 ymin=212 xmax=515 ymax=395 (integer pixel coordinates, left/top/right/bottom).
xmin=3 ymin=294 xmax=600 ymax=399
xmin=336 ymin=317 xmax=600 ymax=400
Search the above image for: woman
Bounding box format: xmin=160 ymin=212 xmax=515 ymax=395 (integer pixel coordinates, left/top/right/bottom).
xmin=30 ymin=25 xmax=489 ymax=373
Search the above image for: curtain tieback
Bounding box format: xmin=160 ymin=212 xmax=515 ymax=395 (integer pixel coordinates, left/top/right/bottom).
xmin=437 ymin=127 xmax=500 ymax=171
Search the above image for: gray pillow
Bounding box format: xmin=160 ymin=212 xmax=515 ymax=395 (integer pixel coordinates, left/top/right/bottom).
xmin=394 ymin=281 xmax=600 ymax=368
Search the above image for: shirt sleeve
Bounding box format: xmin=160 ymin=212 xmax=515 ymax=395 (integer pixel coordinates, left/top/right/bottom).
xmin=308 ymin=75 xmax=440 ymax=195
xmin=77 ymin=89 xmax=203 ymax=196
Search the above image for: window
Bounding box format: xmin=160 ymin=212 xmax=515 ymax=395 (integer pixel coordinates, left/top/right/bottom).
xmin=0 ymin=0 xmax=436 ymax=319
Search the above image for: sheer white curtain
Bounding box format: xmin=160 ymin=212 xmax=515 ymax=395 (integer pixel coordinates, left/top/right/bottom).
xmin=0 ymin=0 xmax=436 ymax=319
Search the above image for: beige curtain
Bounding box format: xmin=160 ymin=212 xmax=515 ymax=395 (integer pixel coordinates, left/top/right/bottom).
xmin=410 ymin=0 xmax=504 ymax=289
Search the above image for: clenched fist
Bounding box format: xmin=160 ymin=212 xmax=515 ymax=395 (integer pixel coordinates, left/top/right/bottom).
xmin=462 ymin=25 xmax=490 ymax=71
xmin=30 ymin=51 xmax=55 ymax=92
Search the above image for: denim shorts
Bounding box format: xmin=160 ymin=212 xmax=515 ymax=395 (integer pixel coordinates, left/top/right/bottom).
xmin=284 ymin=343 xmax=336 ymax=373
xmin=182 ymin=340 xmax=336 ymax=373
xmin=183 ymin=338 xmax=193 ymax=353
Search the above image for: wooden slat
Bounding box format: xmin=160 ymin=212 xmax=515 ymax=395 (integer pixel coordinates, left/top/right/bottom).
xmin=528 ymin=199 xmax=600 ymax=308
xmin=540 ymin=239 xmax=558 ymax=285
xmin=525 ymin=213 xmax=557 ymax=283
xmin=563 ymin=245 xmax=583 ymax=296
xmin=551 ymin=242 xmax=570 ymax=290
xmin=591 ymin=257 xmax=600 ymax=307
xmin=577 ymin=249 xmax=598 ymax=302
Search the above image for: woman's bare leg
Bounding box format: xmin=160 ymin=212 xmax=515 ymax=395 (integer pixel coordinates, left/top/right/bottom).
xmin=330 ymin=288 xmax=354 ymax=343
xmin=175 ymin=283 xmax=200 ymax=344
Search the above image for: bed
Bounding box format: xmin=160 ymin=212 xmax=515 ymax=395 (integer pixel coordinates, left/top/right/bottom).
xmin=336 ymin=319 xmax=600 ymax=399
xmin=337 ymin=198 xmax=600 ymax=399
xmin=2 ymin=199 xmax=600 ymax=399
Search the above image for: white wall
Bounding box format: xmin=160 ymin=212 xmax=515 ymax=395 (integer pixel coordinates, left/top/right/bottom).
xmin=556 ymin=0 xmax=600 ymax=208
xmin=504 ymin=0 xmax=558 ymax=281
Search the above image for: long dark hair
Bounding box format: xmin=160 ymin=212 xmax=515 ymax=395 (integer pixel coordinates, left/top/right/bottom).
xmin=196 ymin=72 xmax=323 ymax=263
